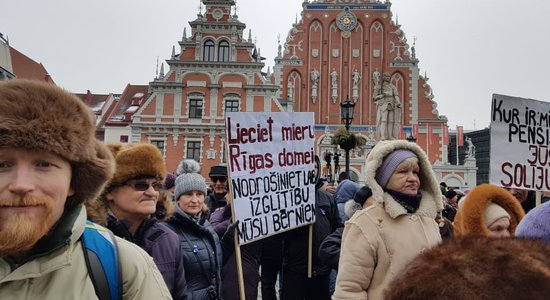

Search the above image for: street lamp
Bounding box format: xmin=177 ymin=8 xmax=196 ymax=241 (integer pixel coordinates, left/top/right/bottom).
xmin=340 ymin=95 xmax=355 ymax=179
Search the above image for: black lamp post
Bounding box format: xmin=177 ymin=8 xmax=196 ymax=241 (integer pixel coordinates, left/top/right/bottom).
xmin=340 ymin=95 xmax=355 ymax=179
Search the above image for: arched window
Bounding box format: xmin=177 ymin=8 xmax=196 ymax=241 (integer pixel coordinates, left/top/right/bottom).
xmin=203 ymin=40 xmax=215 ymax=61
xmin=218 ymin=40 xmax=230 ymax=62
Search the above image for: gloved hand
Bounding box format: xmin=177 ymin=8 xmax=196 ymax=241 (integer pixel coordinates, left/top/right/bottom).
xmin=221 ymin=220 xmax=240 ymax=264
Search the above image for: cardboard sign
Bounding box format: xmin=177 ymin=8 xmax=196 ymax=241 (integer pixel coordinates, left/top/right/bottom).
xmin=490 ymin=94 xmax=550 ymax=191
xmin=225 ymin=112 xmax=316 ymax=244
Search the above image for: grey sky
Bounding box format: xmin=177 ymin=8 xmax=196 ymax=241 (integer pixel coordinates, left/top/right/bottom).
xmin=2 ymin=0 xmax=549 ymax=130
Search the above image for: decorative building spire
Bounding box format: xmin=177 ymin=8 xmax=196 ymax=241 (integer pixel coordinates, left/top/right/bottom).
xmin=198 ymin=0 xmax=203 ymax=16
xmin=155 ymin=56 xmax=159 ymax=79
xmin=182 ymin=27 xmax=187 ymax=40
xmin=277 ymin=34 xmax=282 ymax=58
xmin=412 ymin=36 xmax=417 ymax=59
xmin=248 ymin=29 xmax=252 ymax=43
xmin=396 ymin=13 xmax=399 ymax=26
xmin=171 ymin=45 xmax=176 ymax=59
xmin=159 ymin=62 xmax=165 ymax=79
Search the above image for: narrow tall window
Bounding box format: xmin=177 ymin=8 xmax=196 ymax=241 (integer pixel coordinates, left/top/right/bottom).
xmin=189 ymin=98 xmax=203 ymax=119
xmin=203 ymin=40 xmax=215 ymax=61
xmin=218 ymin=40 xmax=230 ymax=62
xmin=186 ymin=141 xmax=201 ymax=162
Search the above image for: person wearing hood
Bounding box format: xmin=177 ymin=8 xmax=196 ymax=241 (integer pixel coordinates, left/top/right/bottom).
xmin=333 ymin=140 xmax=443 ymax=300
xmin=333 ymin=179 xmax=361 ymax=222
xmin=453 ymin=184 xmax=525 ymax=238
xmin=88 ymin=143 xmax=187 ymax=300
xmin=167 ymin=159 xmax=223 ymax=300
xmin=516 ymin=200 xmax=550 ymax=243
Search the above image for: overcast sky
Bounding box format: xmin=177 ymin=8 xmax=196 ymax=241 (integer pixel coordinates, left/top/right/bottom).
xmin=2 ymin=0 xmax=549 ymax=129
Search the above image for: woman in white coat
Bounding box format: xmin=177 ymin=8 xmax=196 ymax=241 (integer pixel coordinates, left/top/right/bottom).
xmin=333 ymin=140 xmax=443 ymax=299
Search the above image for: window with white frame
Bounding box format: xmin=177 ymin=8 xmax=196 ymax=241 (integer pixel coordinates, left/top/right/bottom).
xmin=186 ymin=140 xmax=201 ymax=162
xmin=189 ymin=98 xmax=203 ymax=119
xmin=203 ymin=40 xmax=215 ymax=61
xmin=225 ymin=98 xmax=239 ymax=113
xmin=150 ymin=139 xmax=166 ymax=157
xmin=218 ymin=40 xmax=230 ymax=62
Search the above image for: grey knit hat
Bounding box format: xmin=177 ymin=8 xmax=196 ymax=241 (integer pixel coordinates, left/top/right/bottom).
xmin=375 ymin=149 xmax=417 ymax=188
xmin=174 ymin=159 xmax=208 ymax=200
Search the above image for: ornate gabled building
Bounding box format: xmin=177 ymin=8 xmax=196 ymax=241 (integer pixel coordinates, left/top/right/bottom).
xmin=0 ymin=33 xmax=55 ymax=83
xmin=273 ymin=0 xmax=451 ymax=182
xmin=131 ymin=0 xmax=281 ymax=175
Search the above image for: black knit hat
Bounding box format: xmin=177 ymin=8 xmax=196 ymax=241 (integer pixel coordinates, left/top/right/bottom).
xmin=354 ymin=186 xmax=373 ymax=206
xmin=445 ymin=189 xmax=458 ymax=199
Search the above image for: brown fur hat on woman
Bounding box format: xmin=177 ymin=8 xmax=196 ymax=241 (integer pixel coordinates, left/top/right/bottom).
xmin=384 ymin=236 xmax=550 ymax=300
xmin=0 ymin=79 xmax=114 ymax=207
xmin=88 ymin=143 xmax=168 ymax=225
xmin=453 ymin=184 xmax=525 ymax=236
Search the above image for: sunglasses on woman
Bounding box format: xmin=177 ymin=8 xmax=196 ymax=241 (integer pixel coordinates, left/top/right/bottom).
xmin=125 ymin=180 xmax=163 ymax=191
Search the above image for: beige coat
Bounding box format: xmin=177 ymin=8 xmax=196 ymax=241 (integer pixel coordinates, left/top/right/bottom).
xmin=0 ymin=206 xmax=172 ymax=300
xmin=333 ymin=140 xmax=443 ymax=300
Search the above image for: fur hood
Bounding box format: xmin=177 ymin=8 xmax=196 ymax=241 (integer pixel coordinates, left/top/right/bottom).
xmin=0 ymin=80 xmax=114 ymax=207
xmin=365 ymin=140 xmax=443 ymax=219
xmin=384 ymin=236 xmax=550 ymax=300
xmin=453 ymin=184 xmax=525 ymax=236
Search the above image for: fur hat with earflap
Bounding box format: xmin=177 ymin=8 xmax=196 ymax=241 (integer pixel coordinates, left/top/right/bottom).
xmin=0 ymin=80 xmax=114 ymax=207
xmin=175 ymin=159 xmax=208 ymax=202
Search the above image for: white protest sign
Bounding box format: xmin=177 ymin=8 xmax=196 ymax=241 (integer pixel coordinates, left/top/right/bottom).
xmin=490 ymin=94 xmax=550 ymax=191
xmin=225 ymin=112 xmax=316 ymax=245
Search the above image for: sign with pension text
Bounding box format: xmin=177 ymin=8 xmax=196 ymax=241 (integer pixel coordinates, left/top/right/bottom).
xmin=225 ymin=112 xmax=316 ymax=245
xmin=490 ymin=94 xmax=550 ymax=191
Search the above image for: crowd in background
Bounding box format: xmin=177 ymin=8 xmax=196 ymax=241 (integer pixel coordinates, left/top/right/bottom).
xmin=1 ymin=80 xmax=549 ymax=300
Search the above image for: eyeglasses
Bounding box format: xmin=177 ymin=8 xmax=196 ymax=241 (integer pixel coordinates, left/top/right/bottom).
xmin=125 ymin=180 xmax=163 ymax=191
xmin=210 ymin=176 xmax=227 ymax=183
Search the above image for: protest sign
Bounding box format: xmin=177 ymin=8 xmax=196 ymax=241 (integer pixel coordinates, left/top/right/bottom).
xmin=226 ymin=112 xmax=316 ymax=245
xmin=490 ymin=94 xmax=550 ymax=191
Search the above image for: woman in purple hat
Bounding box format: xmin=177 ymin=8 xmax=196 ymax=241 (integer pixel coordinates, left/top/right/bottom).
xmin=333 ymin=140 xmax=443 ymax=300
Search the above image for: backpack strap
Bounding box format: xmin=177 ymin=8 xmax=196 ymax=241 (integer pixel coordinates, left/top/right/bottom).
xmin=82 ymin=220 xmax=122 ymax=300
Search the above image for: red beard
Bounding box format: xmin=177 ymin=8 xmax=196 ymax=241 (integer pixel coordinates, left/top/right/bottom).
xmin=0 ymin=195 xmax=57 ymax=257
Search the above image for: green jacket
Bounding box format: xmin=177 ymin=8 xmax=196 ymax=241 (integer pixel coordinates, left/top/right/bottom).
xmin=0 ymin=205 xmax=172 ymax=300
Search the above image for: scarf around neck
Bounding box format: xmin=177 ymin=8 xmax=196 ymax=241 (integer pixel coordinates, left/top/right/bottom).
xmin=385 ymin=189 xmax=422 ymax=213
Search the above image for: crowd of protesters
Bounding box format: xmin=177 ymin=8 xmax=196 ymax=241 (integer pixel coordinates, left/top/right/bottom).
xmin=1 ymin=80 xmax=549 ymax=300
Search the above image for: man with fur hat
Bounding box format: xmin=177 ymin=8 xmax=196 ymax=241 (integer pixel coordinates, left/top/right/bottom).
xmin=333 ymin=140 xmax=443 ymax=300
xmin=0 ymin=80 xmax=171 ymax=299
xmin=88 ymin=143 xmax=187 ymax=300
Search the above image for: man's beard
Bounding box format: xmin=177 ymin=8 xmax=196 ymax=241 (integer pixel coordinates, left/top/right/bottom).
xmin=0 ymin=195 xmax=57 ymax=257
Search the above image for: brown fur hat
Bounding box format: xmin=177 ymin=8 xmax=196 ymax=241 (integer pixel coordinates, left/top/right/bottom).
xmin=105 ymin=143 xmax=166 ymax=190
xmin=0 ymin=80 xmax=114 ymax=207
xmin=454 ymin=184 xmax=525 ymax=236
xmin=384 ymin=236 xmax=550 ymax=300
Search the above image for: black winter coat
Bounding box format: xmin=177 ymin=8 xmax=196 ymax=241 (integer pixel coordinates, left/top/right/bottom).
xmin=281 ymin=188 xmax=343 ymax=276
xmin=167 ymin=208 xmax=223 ymax=300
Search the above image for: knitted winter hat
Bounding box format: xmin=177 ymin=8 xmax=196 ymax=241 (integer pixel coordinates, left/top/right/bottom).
xmin=175 ymin=159 xmax=208 ymax=200
xmin=375 ymin=149 xmax=417 ymax=188
xmin=516 ymin=201 xmax=550 ymax=243
xmin=106 ymin=143 xmax=166 ymax=189
xmin=354 ymin=185 xmax=373 ymax=206
xmin=484 ymin=202 xmax=511 ymax=227
xmin=164 ymin=173 xmax=176 ymax=190
xmin=0 ymin=80 xmax=114 ymax=207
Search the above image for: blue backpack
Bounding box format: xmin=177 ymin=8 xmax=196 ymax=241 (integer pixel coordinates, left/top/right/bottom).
xmin=81 ymin=221 xmax=122 ymax=300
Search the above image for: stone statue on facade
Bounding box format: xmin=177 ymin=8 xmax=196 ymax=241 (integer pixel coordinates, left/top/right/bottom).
xmin=373 ymin=72 xmax=401 ymax=140
xmin=466 ymin=137 xmax=476 ymax=158
xmin=311 ymin=68 xmax=320 ymax=102
xmin=352 ymin=68 xmax=360 ymax=102
xmin=331 ymin=68 xmax=338 ymax=103
xmin=288 ymin=80 xmax=294 ymax=101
